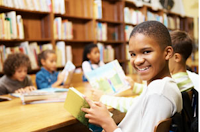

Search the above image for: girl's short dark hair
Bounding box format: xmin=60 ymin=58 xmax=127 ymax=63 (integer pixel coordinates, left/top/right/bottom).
xmin=37 ymin=49 xmax=55 ymax=67
xmin=130 ymin=21 xmax=172 ymax=50
xmin=170 ymin=30 xmax=193 ymax=61
xmin=82 ymin=43 xmax=98 ymax=62
xmin=3 ymin=53 xmax=31 ymax=77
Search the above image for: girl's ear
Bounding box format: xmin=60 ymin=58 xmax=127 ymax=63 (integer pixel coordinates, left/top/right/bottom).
xmin=87 ymin=53 xmax=91 ymax=60
xmin=41 ymin=59 xmax=45 ymax=66
xmin=164 ymin=46 xmax=173 ymax=60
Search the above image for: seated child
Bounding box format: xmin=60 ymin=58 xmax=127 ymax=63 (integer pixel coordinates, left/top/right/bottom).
xmin=92 ymin=30 xmax=198 ymax=113
xmin=169 ymin=30 xmax=199 ymax=92
xmin=82 ymin=43 xmax=104 ymax=82
xmin=0 ymin=53 xmax=36 ymax=95
xmin=82 ymin=21 xmax=182 ymax=132
xmin=36 ymin=50 xmax=65 ymax=89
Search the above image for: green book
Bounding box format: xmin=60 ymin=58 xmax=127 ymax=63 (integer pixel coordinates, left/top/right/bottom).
xmin=64 ymin=87 xmax=90 ymax=127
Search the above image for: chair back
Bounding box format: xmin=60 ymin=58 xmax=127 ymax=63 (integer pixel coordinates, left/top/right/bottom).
xmin=154 ymin=118 xmax=172 ymax=132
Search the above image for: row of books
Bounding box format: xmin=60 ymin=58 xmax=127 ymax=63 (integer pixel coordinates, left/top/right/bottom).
xmin=54 ymin=17 xmax=73 ymax=40
xmin=147 ymin=11 xmax=163 ymax=23
xmin=56 ymin=41 xmax=72 ymax=67
xmin=0 ymin=0 xmax=52 ymax=12
xmin=125 ymin=25 xmax=134 ymax=41
xmin=166 ymin=15 xmax=180 ymax=30
xmin=52 ymin=0 xmax=65 ymax=14
xmin=124 ymin=7 xmax=145 ymax=25
xmin=0 ymin=11 xmax=24 ymax=40
xmin=96 ymin=22 xmax=107 ymax=41
xmin=0 ymin=42 xmax=53 ymax=72
xmin=97 ymin=43 xmax=115 ymax=63
xmin=94 ymin=0 xmax=102 ymax=19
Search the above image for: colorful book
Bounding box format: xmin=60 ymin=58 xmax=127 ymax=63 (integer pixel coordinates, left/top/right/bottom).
xmin=64 ymin=87 xmax=89 ymax=127
xmin=85 ymin=60 xmax=130 ymax=95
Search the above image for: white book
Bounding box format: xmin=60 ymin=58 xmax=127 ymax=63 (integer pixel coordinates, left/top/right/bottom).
xmin=7 ymin=11 xmax=17 ymax=39
xmin=16 ymin=15 xmax=24 ymax=39
xmin=61 ymin=61 xmax=75 ymax=85
xmin=65 ymin=45 xmax=72 ymax=62
xmin=56 ymin=41 xmax=66 ymax=66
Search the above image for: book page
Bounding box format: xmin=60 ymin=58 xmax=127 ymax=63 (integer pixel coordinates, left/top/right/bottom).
xmin=85 ymin=60 xmax=130 ymax=95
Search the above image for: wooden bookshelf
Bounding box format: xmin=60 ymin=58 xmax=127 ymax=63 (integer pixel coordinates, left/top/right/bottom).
xmin=0 ymin=0 xmax=195 ymax=75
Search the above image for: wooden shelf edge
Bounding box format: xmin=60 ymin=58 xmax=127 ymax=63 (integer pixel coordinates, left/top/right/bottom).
xmin=97 ymin=40 xmax=124 ymax=44
xmin=55 ymin=39 xmax=95 ymax=43
xmin=96 ymin=19 xmax=123 ymax=24
xmin=54 ymin=14 xmax=93 ymax=21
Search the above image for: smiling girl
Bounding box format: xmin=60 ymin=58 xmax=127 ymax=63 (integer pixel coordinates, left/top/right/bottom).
xmin=81 ymin=21 xmax=183 ymax=132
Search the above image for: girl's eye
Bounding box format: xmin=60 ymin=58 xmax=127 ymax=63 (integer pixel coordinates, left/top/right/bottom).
xmin=130 ymin=53 xmax=136 ymax=57
xmin=143 ymin=51 xmax=151 ymax=54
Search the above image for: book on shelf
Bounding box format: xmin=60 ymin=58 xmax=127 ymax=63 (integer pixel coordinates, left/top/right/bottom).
xmin=96 ymin=22 xmax=107 ymax=41
xmin=97 ymin=43 xmax=115 ymax=62
xmin=52 ymin=0 xmax=65 ymax=14
xmin=0 ymin=0 xmax=51 ymax=12
xmin=64 ymin=87 xmax=89 ymax=127
xmin=94 ymin=0 xmax=102 ymax=19
xmin=11 ymin=88 xmax=68 ymax=104
xmin=85 ymin=60 xmax=131 ymax=95
xmin=54 ymin=17 xmax=73 ymax=40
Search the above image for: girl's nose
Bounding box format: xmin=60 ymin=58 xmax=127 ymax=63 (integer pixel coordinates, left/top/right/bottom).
xmin=134 ymin=55 xmax=145 ymax=65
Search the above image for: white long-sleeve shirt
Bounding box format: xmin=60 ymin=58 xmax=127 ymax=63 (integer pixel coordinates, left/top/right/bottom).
xmin=112 ymin=77 xmax=182 ymax=132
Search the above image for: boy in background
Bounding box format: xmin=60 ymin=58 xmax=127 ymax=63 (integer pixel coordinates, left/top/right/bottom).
xmin=0 ymin=53 xmax=36 ymax=95
xmin=169 ymin=30 xmax=199 ymax=92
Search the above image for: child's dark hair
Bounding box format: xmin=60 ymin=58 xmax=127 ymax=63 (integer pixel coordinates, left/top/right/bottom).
xmin=3 ymin=53 xmax=31 ymax=77
xmin=82 ymin=43 xmax=98 ymax=62
xmin=130 ymin=21 xmax=172 ymax=49
xmin=38 ymin=49 xmax=55 ymax=67
xmin=170 ymin=30 xmax=193 ymax=61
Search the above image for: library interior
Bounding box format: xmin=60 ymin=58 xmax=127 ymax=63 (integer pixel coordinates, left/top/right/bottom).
xmin=0 ymin=0 xmax=199 ymax=132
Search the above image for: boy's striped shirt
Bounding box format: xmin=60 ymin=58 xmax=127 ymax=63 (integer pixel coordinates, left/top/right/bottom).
xmin=100 ymin=72 xmax=194 ymax=113
xmin=172 ymin=72 xmax=193 ymax=92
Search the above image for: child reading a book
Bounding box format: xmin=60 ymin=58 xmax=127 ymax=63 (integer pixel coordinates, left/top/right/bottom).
xmin=92 ymin=30 xmax=198 ymax=113
xmin=36 ymin=49 xmax=65 ymax=89
xmin=82 ymin=43 xmax=104 ymax=82
xmin=81 ymin=21 xmax=183 ymax=132
xmin=0 ymin=53 xmax=36 ymax=95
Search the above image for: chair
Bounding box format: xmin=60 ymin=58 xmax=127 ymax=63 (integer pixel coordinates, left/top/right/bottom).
xmin=154 ymin=118 xmax=172 ymax=132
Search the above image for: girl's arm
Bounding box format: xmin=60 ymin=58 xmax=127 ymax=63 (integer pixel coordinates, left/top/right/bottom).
xmin=81 ymin=96 xmax=118 ymax=132
xmin=51 ymin=72 xmax=65 ymax=88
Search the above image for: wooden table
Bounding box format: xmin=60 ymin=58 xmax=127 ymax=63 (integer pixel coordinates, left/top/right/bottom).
xmin=0 ymin=81 xmax=137 ymax=132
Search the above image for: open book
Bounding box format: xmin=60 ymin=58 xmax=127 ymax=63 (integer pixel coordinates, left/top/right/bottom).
xmin=61 ymin=61 xmax=75 ymax=86
xmin=11 ymin=88 xmax=68 ymax=104
xmin=64 ymin=87 xmax=89 ymax=127
xmin=85 ymin=60 xmax=130 ymax=95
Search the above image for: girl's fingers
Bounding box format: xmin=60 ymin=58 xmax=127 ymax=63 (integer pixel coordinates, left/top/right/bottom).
xmin=83 ymin=96 xmax=94 ymax=107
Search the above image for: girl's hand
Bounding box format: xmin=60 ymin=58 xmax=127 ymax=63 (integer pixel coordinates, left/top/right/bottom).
xmin=124 ymin=76 xmax=134 ymax=89
xmin=81 ymin=96 xmax=118 ymax=132
xmin=91 ymin=89 xmax=104 ymax=101
xmin=57 ymin=72 xmax=65 ymax=84
xmin=14 ymin=86 xmax=36 ymax=94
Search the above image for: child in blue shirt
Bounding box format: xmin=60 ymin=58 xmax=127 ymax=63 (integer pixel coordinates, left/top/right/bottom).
xmin=36 ymin=50 xmax=65 ymax=89
xmin=82 ymin=43 xmax=104 ymax=82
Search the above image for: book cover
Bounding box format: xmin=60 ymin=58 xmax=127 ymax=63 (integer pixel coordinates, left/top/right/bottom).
xmin=64 ymin=87 xmax=89 ymax=127
xmin=85 ymin=60 xmax=130 ymax=95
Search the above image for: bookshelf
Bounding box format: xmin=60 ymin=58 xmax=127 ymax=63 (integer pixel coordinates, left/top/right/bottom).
xmin=0 ymin=0 xmax=196 ymax=75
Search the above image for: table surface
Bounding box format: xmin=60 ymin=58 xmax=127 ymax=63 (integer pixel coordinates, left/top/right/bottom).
xmin=0 ymin=75 xmax=140 ymax=132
